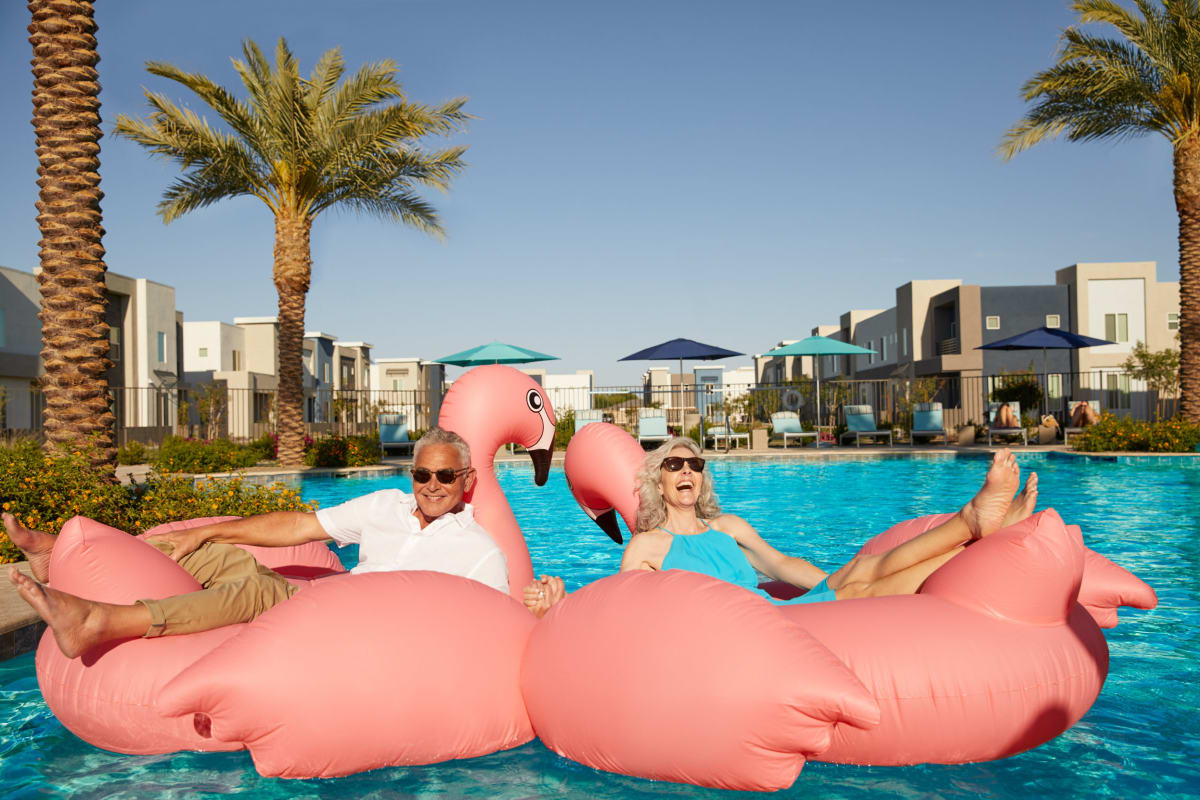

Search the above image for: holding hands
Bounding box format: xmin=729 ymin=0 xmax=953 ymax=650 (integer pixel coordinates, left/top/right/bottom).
xmin=523 ymin=575 xmax=566 ymax=618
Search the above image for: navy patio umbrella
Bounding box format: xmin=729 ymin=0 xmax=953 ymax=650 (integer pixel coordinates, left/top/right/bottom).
xmin=619 ymin=338 xmax=744 ymax=384
xmin=976 ymin=326 xmax=1113 ymax=415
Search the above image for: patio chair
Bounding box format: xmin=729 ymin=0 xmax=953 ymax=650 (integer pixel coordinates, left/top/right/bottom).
xmin=637 ymin=408 xmax=670 ymax=446
xmin=987 ymin=402 xmax=1028 ymax=446
xmin=909 ymin=402 xmax=948 ymax=446
xmin=770 ymin=411 xmax=816 ymax=448
xmin=574 ymin=409 xmax=604 ymax=433
xmin=840 ymin=405 xmax=893 ymax=447
xmin=705 ymin=425 xmax=749 ymax=449
xmin=1063 ymin=398 xmax=1102 ymax=445
xmin=378 ymin=413 xmax=414 ymax=456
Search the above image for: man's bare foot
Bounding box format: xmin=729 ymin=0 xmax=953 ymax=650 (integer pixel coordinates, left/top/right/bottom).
xmin=959 ymin=449 xmax=1021 ymax=540
xmin=1002 ymin=473 xmax=1039 ymax=528
xmin=4 ymin=513 xmax=55 ymax=583
xmin=9 ymin=566 xmax=109 ymax=659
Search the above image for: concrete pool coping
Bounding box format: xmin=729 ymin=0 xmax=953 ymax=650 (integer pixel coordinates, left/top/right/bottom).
xmin=6 ymin=442 xmax=1197 ymax=660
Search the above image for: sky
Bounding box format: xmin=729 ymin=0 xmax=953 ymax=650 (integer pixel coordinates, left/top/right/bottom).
xmin=0 ymin=1 xmax=1179 ymax=385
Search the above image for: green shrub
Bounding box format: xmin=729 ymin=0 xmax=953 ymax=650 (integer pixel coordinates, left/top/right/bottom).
xmin=128 ymin=475 xmax=314 ymax=531
xmin=0 ymin=441 xmax=315 ymax=564
xmin=151 ymin=436 xmax=264 ymax=473
xmin=1071 ymin=414 xmax=1200 ymax=453
xmin=304 ymin=434 xmax=381 ymax=468
xmin=991 ymin=372 xmax=1044 ymax=414
xmin=553 ymin=410 xmax=575 ymax=451
xmin=117 ymin=440 xmax=149 ymax=465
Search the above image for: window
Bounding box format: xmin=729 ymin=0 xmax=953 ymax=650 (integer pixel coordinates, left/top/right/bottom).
xmin=198 ymin=347 xmax=208 ymax=358
xmin=867 ymin=340 xmax=874 ymax=364
xmin=1106 ymin=373 xmax=1131 ymax=409
xmin=324 ymin=363 xmax=331 ymax=383
xmin=950 ymin=321 xmax=959 ymax=338
xmin=1047 ymin=374 xmax=1062 ymax=399
xmin=985 ymin=316 xmax=1000 ymax=330
xmin=231 ymin=350 xmax=242 ymax=371
xmin=109 ymin=327 xmax=121 ymax=362
xmin=881 ymin=337 xmax=887 ymax=362
xmin=1045 ymin=314 xmax=1061 ymax=329
xmin=0 ymin=309 xmax=6 ymax=348
xmin=902 ymin=328 xmax=908 ymax=357
xmin=156 ymin=331 xmax=166 ymax=362
xmin=1104 ymin=313 xmax=1128 ymax=343
xmin=1168 ymin=312 xmax=1180 ymax=331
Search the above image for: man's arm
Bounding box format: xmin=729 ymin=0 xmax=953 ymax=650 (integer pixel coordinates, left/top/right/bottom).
xmin=144 ymin=512 xmax=329 ymax=562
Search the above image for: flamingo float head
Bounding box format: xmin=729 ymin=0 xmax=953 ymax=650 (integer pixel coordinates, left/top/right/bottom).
xmin=437 ymin=365 xmax=557 ymax=485
xmin=563 ymin=423 xmax=645 ymax=544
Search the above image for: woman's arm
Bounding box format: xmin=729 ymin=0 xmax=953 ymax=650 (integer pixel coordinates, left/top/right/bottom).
xmin=717 ymin=515 xmax=828 ymax=589
xmin=619 ymin=532 xmax=662 ymax=572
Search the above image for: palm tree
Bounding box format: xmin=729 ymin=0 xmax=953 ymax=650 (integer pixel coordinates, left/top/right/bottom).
xmin=28 ymin=0 xmax=117 ymax=470
xmin=1002 ymin=0 xmax=1199 ymax=422
xmin=113 ymin=38 xmax=468 ymax=465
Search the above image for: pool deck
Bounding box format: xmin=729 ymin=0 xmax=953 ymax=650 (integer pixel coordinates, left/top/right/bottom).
xmin=5 ymin=442 xmax=1196 ymax=660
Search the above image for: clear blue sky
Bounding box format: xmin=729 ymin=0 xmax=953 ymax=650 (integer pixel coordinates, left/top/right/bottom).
xmin=0 ymin=1 xmax=1178 ymax=384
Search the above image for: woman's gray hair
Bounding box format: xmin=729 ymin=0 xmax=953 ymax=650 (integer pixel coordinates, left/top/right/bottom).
xmin=413 ymin=426 xmax=472 ymax=467
xmin=634 ymin=436 xmax=721 ymax=533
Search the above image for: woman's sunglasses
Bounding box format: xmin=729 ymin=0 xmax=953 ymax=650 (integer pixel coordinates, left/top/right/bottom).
xmin=661 ymin=456 xmax=705 ymax=472
xmin=412 ymin=466 xmax=471 ymax=485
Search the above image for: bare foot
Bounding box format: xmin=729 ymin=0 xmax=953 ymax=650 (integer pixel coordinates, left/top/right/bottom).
xmin=1003 ymin=472 xmax=1038 ymax=528
xmin=4 ymin=513 xmax=55 ymax=583
xmin=959 ymin=449 xmax=1020 ymax=539
xmin=9 ymin=566 xmax=107 ymax=659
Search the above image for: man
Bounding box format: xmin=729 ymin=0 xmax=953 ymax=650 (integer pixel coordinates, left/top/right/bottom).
xmin=6 ymin=427 xmax=507 ymax=659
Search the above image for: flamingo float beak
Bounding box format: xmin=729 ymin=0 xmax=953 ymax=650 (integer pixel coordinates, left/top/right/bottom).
xmin=593 ymin=509 xmax=623 ymax=544
xmin=528 ymin=446 xmax=552 ymax=486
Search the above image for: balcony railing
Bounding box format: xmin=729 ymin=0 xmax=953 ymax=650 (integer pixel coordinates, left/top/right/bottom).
xmin=937 ymin=337 xmax=960 ymax=355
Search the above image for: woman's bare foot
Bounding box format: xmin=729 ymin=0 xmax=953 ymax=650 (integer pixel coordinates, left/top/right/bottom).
xmin=8 ymin=567 xmax=112 ymax=658
xmin=1002 ymin=473 xmax=1039 ymax=528
xmin=4 ymin=513 xmax=55 ymax=583
xmin=959 ymin=449 xmax=1020 ymax=539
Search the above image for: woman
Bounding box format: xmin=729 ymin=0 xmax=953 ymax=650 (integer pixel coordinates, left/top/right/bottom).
xmin=525 ymin=437 xmax=1037 ymax=617
xmin=993 ymin=402 xmax=1020 ymax=429
xmin=1070 ymin=400 xmax=1100 ymax=428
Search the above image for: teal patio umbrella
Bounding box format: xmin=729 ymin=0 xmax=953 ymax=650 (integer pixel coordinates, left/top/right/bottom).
xmin=762 ymin=336 xmax=876 ymax=435
xmin=435 ymin=341 xmax=559 ymax=366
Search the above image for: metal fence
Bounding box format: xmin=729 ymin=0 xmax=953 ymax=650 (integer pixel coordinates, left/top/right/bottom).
xmin=0 ymin=370 xmax=1179 ymax=448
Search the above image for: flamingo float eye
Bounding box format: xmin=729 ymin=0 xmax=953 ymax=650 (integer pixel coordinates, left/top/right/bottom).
xmin=526 ymin=389 xmax=544 ymax=413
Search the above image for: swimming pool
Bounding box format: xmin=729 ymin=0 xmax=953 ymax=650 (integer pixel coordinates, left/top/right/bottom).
xmin=3 ymin=453 xmax=1197 ymax=798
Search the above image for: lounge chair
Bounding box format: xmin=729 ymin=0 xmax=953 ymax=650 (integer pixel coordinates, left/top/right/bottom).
xmin=770 ymin=411 xmax=816 ymax=448
xmin=909 ymin=402 xmax=948 ymax=446
xmin=379 ymin=413 xmax=414 ymax=455
xmin=574 ymin=409 xmax=604 ymax=433
xmin=840 ymin=405 xmax=893 ymax=447
xmin=1063 ymin=399 xmax=1102 ymax=445
xmin=705 ymin=425 xmax=749 ymax=449
xmin=987 ymin=402 xmax=1028 ymax=446
xmin=637 ymin=408 xmax=670 ymax=446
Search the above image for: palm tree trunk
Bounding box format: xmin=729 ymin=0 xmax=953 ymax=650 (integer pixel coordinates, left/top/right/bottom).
xmin=1175 ymin=138 xmax=1200 ymax=423
xmin=273 ymin=209 xmax=313 ymax=467
xmin=28 ymin=0 xmax=115 ymax=470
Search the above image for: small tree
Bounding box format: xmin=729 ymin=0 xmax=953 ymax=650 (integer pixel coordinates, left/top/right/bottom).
xmin=195 ymin=383 xmax=228 ymax=440
xmin=1122 ymin=339 xmax=1181 ymax=421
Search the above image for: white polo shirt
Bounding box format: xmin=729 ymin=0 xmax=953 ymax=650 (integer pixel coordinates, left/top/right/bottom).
xmin=314 ymin=489 xmax=508 ymax=594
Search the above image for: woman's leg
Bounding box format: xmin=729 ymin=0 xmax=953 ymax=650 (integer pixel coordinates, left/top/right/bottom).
xmin=826 ymin=450 xmax=1028 ymax=596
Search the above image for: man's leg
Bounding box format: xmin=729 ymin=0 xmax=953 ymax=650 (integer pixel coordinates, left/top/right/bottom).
xmin=9 ymin=567 xmax=151 ymax=658
xmin=140 ymin=574 xmax=297 ymax=638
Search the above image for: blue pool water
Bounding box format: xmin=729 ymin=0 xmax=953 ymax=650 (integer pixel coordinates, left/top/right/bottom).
xmin=3 ymin=453 xmax=1198 ymax=798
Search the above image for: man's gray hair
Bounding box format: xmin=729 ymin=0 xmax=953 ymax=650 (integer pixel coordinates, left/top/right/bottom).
xmin=413 ymin=426 xmax=472 ymax=467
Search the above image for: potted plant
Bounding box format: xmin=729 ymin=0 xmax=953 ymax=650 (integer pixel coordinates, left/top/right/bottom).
xmin=956 ymin=420 xmax=977 ymax=446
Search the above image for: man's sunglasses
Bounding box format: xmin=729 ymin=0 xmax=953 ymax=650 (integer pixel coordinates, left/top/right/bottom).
xmin=412 ymin=466 xmax=471 ymax=485
xmin=661 ymin=456 xmax=705 ymax=472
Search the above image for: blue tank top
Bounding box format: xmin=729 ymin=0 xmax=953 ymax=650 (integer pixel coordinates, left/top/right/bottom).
xmin=659 ymin=527 xmax=837 ymax=605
